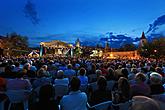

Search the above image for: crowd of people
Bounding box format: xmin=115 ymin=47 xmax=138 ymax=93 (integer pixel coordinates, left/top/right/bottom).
xmin=0 ymin=56 xmax=165 ymax=110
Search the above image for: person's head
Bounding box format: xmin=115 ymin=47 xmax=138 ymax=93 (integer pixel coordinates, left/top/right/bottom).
xmin=79 ymin=68 xmax=86 ymax=76
xmin=131 ymin=68 xmax=138 ymax=74
xmin=67 ymin=64 xmax=72 ymax=69
xmin=19 ymin=69 xmax=27 ymax=76
xmin=70 ymin=76 xmax=80 ymax=91
xmin=97 ymin=76 xmax=107 ymax=90
xmin=131 ymin=96 xmax=160 ymax=110
xmin=14 ymin=62 xmax=20 ymax=67
xmin=91 ymin=64 xmax=96 ymax=71
xmin=150 ymin=72 xmax=162 ymax=85
xmin=96 ymin=69 xmax=102 ymax=78
xmin=118 ymin=77 xmax=130 ymax=98
xmin=23 ymin=63 xmax=31 ymax=70
xmin=5 ymin=65 xmax=12 ymax=74
xmin=57 ymin=70 xmax=64 ymax=79
xmin=118 ymin=65 xmax=122 ymax=69
xmin=121 ymin=68 xmax=128 ymax=78
xmin=132 ymin=64 xmax=137 ymax=68
xmin=135 ymin=72 xmax=146 ymax=83
xmin=108 ymin=67 xmax=114 ymax=74
xmin=106 ymin=67 xmax=115 ymax=80
xmin=42 ymin=65 xmax=48 ymax=71
xmin=37 ymin=68 xmax=45 ymax=78
xmin=155 ymin=67 xmax=162 ymax=74
xmin=39 ymin=84 xmax=55 ymax=101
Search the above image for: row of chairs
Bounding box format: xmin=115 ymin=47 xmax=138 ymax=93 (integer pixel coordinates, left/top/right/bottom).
xmin=32 ymin=80 xmax=115 ymax=100
xmin=0 ymin=90 xmax=31 ymax=110
xmin=1 ymin=89 xmax=165 ymax=110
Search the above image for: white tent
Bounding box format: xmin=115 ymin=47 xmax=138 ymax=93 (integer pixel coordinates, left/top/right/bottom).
xmin=28 ymin=51 xmax=39 ymax=57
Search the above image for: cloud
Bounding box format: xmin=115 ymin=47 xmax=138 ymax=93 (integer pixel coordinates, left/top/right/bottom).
xmin=23 ymin=0 xmax=40 ymax=25
xmin=146 ymin=15 xmax=165 ymax=33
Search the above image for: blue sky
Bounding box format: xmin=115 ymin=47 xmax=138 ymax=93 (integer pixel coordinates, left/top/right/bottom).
xmin=0 ymin=0 xmax=165 ymax=39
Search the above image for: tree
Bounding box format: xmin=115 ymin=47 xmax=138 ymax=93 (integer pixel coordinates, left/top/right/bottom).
xmin=138 ymin=37 xmax=165 ymax=58
xmin=74 ymin=47 xmax=82 ymax=56
xmin=6 ymin=33 xmax=28 ymax=49
xmin=119 ymin=43 xmax=136 ymax=51
xmin=3 ymin=33 xmax=29 ymax=55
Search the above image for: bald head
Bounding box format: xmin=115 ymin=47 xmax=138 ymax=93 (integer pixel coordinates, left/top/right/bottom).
xmin=131 ymin=96 xmax=160 ymax=110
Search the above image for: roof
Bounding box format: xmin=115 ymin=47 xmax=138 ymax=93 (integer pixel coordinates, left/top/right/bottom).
xmin=40 ymin=40 xmax=72 ymax=48
xmin=140 ymin=32 xmax=146 ymax=39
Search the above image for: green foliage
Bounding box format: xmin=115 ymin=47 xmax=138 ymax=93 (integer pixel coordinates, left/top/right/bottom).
xmin=138 ymin=37 xmax=165 ymax=58
xmin=74 ymin=47 xmax=82 ymax=56
xmin=4 ymin=32 xmax=29 ymax=55
xmin=119 ymin=43 xmax=137 ymax=51
xmin=5 ymin=33 xmax=28 ymax=49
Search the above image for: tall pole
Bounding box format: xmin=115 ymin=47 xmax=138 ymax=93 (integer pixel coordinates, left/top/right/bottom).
xmin=39 ymin=45 xmax=43 ymax=57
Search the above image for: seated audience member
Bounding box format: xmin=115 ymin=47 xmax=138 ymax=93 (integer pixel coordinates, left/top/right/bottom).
xmin=90 ymin=76 xmax=111 ymax=106
xmin=112 ymin=77 xmax=131 ymax=105
xmin=131 ymin=72 xmax=151 ymax=97
xmin=64 ymin=64 xmax=76 ymax=79
xmin=77 ymin=68 xmax=88 ymax=85
xmin=100 ymin=63 xmax=108 ymax=75
xmin=54 ymin=70 xmax=69 ymax=85
xmin=41 ymin=65 xmax=50 ymax=77
xmin=12 ymin=61 xmax=21 ymax=73
xmin=88 ymin=70 xmax=103 ymax=93
xmin=87 ymin=64 xmax=96 ymax=75
xmin=128 ymin=68 xmax=138 ymax=81
xmin=60 ymin=77 xmax=87 ymax=110
xmin=96 ymin=69 xmax=103 ymax=79
xmin=150 ymin=72 xmax=164 ymax=95
xmin=48 ymin=64 xmax=58 ymax=79
xmin=23 ymin=63 xmax=36 ymax=78
xmin=30 ymin=84 xmax=59 ymax=110
xmin=7 ymin=73 xmax=32 ymax=90
xmin=33 ymin=68 xmax=52 ymax=89
xmin=106 ymin=67 xmax=115 ymax=81
xmin=121 ymin=68 xmax=129 ymax=79
xmin=30 ymin=62 xmax=37 ymax=72
xmin=114 ymin=65 xmax=123 ymax=80
xmin=131 ymin=96 xmax=160 ymax=110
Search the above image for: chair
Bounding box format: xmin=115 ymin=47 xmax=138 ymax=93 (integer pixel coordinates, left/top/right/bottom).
xmin=88 ymin=101 xmax=112 ymax=110
xmin=5 ymin=90 xmax=31 ymax=110
xmin=54 ymin=84 xmax=68 ymax=99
